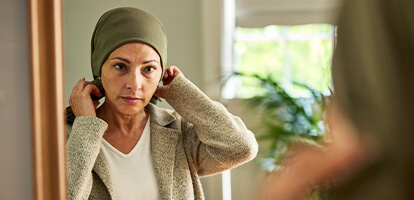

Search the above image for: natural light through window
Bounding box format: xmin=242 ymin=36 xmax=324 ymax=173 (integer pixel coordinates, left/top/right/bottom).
xmin=223 ymin=24 xmax=336 ymax=99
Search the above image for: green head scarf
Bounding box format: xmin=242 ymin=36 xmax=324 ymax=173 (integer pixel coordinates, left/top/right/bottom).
xmin=91 ymin=7 xmax=168 ymax=80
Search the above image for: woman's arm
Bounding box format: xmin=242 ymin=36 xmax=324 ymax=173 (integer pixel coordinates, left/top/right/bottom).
xmin=66 ymin=77 xmax=107 ymax=199
xmin=66 ymin=117 xmax=107 ymax=200
xmin=159 ymin=68 xmax=258 ymax=176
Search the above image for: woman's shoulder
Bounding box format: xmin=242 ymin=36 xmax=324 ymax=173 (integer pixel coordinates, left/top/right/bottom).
xmin=146 ymin=102 xmax=183 ymax=126
xmin=146 ymin=102 xmax=180 ymax=117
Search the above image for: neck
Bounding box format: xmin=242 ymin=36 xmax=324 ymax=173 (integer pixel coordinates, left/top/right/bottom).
xmin=97 ymin=102 xmax=148 ymax=134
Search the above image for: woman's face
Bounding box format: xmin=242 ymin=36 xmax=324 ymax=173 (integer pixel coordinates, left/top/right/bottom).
xmin=100 ymin=42 xmax=162 ymax=115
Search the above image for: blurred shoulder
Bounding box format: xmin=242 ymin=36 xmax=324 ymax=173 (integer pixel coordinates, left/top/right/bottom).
xmin=146 ymin=103 xmax=182 ymax=127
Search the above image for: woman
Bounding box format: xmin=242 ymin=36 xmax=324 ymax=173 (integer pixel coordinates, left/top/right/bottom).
xmin=66 ymin=7 xmax=258 ymax=200
xmin=261 ymin=0 xmax=414 ymax=199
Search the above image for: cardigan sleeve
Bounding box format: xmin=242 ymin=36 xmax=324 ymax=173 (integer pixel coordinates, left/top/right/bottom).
xmin=66 ymin=116 xmax=108 ymax=200
xmin=166 ymin=75 xmax=258 ymax=176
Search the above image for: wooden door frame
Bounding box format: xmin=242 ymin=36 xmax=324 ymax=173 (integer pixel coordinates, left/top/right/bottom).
xmin=28 ymin=0 xmax=67 ymax=199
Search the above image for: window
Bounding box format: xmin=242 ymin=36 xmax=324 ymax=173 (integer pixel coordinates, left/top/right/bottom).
xmin=223 ymin=24 xmax=336 ymax=99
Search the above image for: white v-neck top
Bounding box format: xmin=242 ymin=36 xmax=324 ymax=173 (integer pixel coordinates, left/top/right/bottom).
xmin=101 ymin=117 xmax=160 ymax=200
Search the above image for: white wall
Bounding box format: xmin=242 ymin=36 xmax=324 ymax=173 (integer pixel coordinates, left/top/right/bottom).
xmin=0 ymin=0 xmax=33 ymax=199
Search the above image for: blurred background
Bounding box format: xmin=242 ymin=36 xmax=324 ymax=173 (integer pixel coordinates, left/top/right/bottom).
xmin=0 ymin=0 xmax=342 ymax=199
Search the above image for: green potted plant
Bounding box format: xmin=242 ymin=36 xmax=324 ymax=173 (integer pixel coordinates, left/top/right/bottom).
xmin=232 ymin=72 xmax=332 ymax=199
xmin=233 ymin=72 xmax=329 ymax=171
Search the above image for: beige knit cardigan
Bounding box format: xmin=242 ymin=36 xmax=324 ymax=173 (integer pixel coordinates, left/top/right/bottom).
xmin=66 ymin=75 xmax=258 ymax=200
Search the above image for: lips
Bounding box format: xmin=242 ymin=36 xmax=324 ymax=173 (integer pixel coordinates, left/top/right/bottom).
xmin=121 ymin=96 xmax=143 ymax=104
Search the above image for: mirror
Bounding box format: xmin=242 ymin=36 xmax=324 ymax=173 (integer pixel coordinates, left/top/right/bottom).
xmin=32 ymin=0 xmax=340 ymax=199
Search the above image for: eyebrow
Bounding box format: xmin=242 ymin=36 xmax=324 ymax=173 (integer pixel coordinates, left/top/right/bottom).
xmin=111 ymin=57 xmax=159 ymax=65
xmin=111 ymin=57 xmax=131 ymax=64
xmin=143 ymin=60 xmax=160 ymax=64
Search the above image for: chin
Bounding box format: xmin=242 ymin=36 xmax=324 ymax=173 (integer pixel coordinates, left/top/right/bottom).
xmin=117 ymin=104 xmax=146 ymax=115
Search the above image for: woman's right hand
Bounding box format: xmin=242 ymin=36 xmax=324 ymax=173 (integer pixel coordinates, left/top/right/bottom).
xmin=69 ymin=77 xmax=103 ymax=117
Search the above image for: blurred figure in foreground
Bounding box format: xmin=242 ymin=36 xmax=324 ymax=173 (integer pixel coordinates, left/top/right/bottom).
xmin=261 ymin=0 xmax=414 ymax=199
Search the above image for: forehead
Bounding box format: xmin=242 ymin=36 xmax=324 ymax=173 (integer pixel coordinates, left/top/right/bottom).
xmin=109 ymin=42 xmax=160 ymax=61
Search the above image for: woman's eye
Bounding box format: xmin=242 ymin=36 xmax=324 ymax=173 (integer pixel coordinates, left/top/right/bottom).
xmin=114 ymin=64 xmax=126 ymax=70
xmin=144 ymin=66 xmax=155 ymax=72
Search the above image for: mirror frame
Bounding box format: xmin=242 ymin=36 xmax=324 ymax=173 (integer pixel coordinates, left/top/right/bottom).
xmin=28 ymin=0 xmax=66 ymax=199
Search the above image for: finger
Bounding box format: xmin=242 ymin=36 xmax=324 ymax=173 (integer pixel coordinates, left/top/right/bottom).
xmin=169 ymin=66 xmax=175 ymax=76
xmin=90 ymin=88 xmax=103 ymax=98
xmin=169 ymin=65 xmax=182 ymax=78
xmin=83 ymin=84 xmax=102 ymax=97
xmin=166 ymin=66 xmax=173 ymax=77
xmin=70 ymin=77 xmax=86 ymax=104
xmin=162 ymin=67 xmax=172 ymax=83
xmin=173 ymin=66 xmax=183 ymax=76
xmin=163 ymin=69 xmax=169 ymax=80
xmin=88 ymin=83 xmax=103 ymax=97
xmin=75 ymin=77 xmax=96 ymax=94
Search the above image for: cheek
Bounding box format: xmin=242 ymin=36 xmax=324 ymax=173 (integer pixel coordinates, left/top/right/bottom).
xmin=144 ymin=79 xmax=160 ymax=93
xmin=145 ymin=71 xmax=162 ymax=91
xmin=102 ymin=75 xmax=123 ymax=97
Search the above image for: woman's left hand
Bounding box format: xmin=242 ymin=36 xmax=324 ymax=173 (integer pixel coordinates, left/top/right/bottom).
xmin=154 ymin=65 xmax=184 ymax=99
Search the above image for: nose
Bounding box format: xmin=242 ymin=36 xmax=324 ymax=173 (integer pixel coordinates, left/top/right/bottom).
xmin=126 ymin=68 xmax=143 ymax=91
